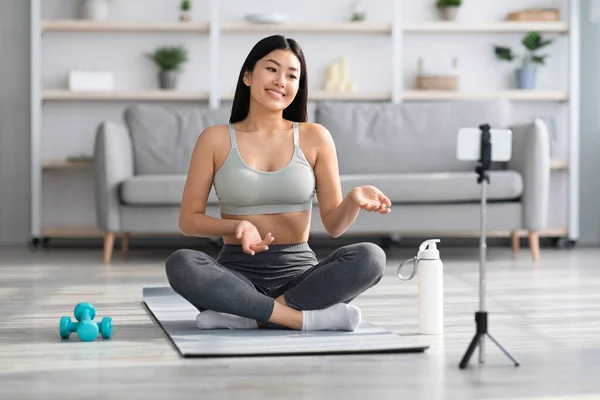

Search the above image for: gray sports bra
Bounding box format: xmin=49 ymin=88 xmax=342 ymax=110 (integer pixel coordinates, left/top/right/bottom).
xmin=213 ymin=122 xmax=316 ymax=215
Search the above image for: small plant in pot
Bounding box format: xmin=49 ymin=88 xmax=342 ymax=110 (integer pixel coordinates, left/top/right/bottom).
xmin=493 ymin=31 xmax=553 ymax=90
xmin=146 ymin=46 xmax=189 ymax=90
xmin=180 ymin=0 xmax=192 ymax=22
xmin=436 ymin=0 xmax=462 ymax=21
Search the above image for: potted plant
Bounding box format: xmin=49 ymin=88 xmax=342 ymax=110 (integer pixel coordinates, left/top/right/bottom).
xmin=493 ymin=31 xmax=553 ymax=89
xmin=436 ymin=0 xmax=462 ymax=21
xmin=180 ymin=0 xmax=192 ymax=22
xmin=146 ymin=46 xmax=189 ymax=90
xmin=350 ymin=0 xmax=367 ymax=22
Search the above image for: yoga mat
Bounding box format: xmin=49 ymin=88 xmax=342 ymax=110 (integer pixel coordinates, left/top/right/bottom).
xmin=143 ymin=287 xmax=429 ymax=358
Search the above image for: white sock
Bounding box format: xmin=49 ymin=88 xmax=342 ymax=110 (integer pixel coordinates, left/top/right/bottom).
xmin=301 ymin=303 xmax=362 ymax=332
xmin=196 ymin=310 xmax=259 ymax=330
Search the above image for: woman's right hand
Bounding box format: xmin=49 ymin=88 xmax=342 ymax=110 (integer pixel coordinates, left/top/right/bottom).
xmin=235 ymin=220 xmax=275 ymax=255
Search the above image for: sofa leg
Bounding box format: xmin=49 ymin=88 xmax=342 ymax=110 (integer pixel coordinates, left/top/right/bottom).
xmin=528 ymin=231 xmax=540 ymax=262
xmin=511 ymin=231 xmax=520 ymax=254
xmin=103 ymin=232 xmax=115 ymax=264
xmin=121 ymin=232 xmax=130 ymax=258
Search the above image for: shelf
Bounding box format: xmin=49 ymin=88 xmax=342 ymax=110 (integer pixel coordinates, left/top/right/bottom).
xmin=221 ymin=21 xmax=391 ymax=34
xmin=42 ymin=90 xmax=209 ymax=101
xmin=42 ymin=90 xmax=567 ymax=102
xmin=41 ymin=20 xmax=568 ymax=34
xmin=219 ymin=90 xmax=392 ymax=101
xmin=310 ymin=90 xmax=392 ymax=100
xmin=42 ymin=160 xmax=92 ymax=170
xmin=42 ymin=20 xmax=209 ymax=32
xmin=403 ymin=90 xmax=568 ymax=101
xmin=404 ymin=21 xmax=569 ymax=33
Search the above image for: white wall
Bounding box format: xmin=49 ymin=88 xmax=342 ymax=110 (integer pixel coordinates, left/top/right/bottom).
xmin=1 ymin=0 xmax=581 ymax=245
xmin=0 ymin=0 xmax=31 ymax=246
xmin=580 ymin=0 xmax=600 ymax=245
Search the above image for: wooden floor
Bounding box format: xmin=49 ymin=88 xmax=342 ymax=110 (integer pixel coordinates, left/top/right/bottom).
xmin=1 ymin=241 xmax=600 ymax=399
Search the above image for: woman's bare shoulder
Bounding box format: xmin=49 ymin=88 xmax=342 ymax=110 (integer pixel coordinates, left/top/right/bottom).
xmin=297 ymin=122 xmax=333 ymax=144
xmin=196 ymin=124 xmax=230 ymax=148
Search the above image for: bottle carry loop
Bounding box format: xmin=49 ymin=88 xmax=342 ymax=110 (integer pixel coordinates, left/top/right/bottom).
xmin=396 ymin=239 xmax=441 ymax=282
xmin=397 ymin=256 xmax=418 ymax=281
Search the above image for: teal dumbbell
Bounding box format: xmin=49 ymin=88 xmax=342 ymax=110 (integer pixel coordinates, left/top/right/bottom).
xmin=59 ymin=302 xmax=113 ymax=341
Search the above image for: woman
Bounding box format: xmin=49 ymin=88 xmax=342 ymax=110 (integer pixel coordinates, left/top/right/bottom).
xmin=166 ymin=35 xmax=392 ymax=332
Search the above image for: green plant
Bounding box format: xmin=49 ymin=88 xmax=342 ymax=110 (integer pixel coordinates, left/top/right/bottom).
xmin=146 ymin=46 xmax=189 ymax=71
xmin=436 ymin=0 xmax=462 ymax=7
xmin=181 ymin=0 xmax=191 ymax=11
xmin=351 ymin=11 xmax=366 ymax=21
xmin=494 ymin=31 xmax=553 ymax=66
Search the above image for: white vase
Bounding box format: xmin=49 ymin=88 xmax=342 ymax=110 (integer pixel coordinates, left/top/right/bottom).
xmin=81 ymin=0 xmax=109 ymax=21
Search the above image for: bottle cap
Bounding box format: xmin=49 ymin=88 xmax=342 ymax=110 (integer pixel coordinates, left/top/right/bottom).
xmin=417 ymin=239 xmax=441 ymax=260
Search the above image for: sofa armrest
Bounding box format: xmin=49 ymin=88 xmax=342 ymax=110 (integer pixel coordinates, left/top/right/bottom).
xmin=507 ymin=118 xmax=551 ymax=230
xmin=93 ymin=121 xmax=134 ymax=232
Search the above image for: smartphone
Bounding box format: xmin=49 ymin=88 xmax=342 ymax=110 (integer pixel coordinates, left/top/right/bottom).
xmin=456 ymin=127 xmax=512 ymax=162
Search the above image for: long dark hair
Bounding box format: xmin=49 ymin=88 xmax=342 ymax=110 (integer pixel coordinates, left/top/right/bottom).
xmin=230 ymin=35 xmax=308 ymax=123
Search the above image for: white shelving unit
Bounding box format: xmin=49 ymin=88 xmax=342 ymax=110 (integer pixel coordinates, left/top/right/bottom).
xmin=30 ymin=0 xmax=580 ymax=244
xmin=42 ymin=20 xmax=210 ymax=32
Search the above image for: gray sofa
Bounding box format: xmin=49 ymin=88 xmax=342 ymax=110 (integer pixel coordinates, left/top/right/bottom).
xmin=93 ymin=98 xmax=550 ymax=263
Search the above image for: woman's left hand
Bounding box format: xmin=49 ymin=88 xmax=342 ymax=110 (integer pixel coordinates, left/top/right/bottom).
xmin=350 ymin=186 xmax=392 ymax=214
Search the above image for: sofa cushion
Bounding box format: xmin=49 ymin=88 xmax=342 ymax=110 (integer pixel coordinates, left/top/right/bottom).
xmin=331 ymin=171 xmax=523 ymax=204
xmin=119 ymin=175 xmax=219 ymax=206
xmin=124 ymin=105 xmax=205 ymax=175
xmin=120 ymin=170 xmax=522 ymax=207
xmin=316 ymin=99 xmax=511 ymax=174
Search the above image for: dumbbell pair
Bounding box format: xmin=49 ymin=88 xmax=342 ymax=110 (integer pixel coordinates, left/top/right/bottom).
xmin=60 ymin=302 xmax=113 ymax=342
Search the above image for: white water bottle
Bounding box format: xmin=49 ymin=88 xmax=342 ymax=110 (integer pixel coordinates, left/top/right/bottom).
xmin=397 ymin=239 xmax=444 ymax=335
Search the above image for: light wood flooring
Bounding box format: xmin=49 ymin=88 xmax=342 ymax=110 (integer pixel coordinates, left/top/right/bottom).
xmin=1 ymin=241 xmax=600 ymax=399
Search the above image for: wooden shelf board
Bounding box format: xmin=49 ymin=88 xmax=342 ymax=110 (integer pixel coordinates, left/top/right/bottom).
xmin=219 ymin=90 xmax=392 ymax=101
xmin=310 ymin=90 xmax=392 ymax=100
xmin=42 ymin=90 xmax=209 ymax=101
xmin=42 ymin=20 xmax=209 ymax=32
xmin=41 ymin=20 xmax=567 ymax=34
xmin=221 ymin=21 xmax=391 ymax=33
xmin=403 ymin=90 xmax=568 ymax=101
xmin=42 ymin=160 xmax=93 ymax=170
xmin=42 ymin=90 xmax=567 ymax=102
xmin=404 ymin=21 xmax=569 ymax=33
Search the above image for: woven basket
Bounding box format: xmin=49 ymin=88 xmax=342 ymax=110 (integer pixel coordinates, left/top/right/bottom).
xmin=507 ymin=8 xmax=559 ymax=21
xmin=415 ymin=57 xmax=459 ymax=91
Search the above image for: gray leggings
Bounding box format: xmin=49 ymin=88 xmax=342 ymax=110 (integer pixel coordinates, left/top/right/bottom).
xmin=165 ymin=242 xmax=386 ymax=323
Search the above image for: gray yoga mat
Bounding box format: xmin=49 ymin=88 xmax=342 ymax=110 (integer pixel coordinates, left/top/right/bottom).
xmin=143 ymin=287 xmax=429 ymax=358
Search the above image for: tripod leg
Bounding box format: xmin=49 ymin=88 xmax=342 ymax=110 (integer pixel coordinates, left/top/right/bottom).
xmin=486 ymin=333 xmax=520 ymax=367
xmin=459 ymin=333 xmax=480 ymax=369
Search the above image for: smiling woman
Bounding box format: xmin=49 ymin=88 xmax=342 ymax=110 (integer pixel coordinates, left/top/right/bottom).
xmin=165 ymin=35 xmax=393 ymax=333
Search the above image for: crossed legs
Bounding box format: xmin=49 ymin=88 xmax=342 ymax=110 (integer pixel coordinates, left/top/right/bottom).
xmin=165 ymin=242 xmax=387 ymax=331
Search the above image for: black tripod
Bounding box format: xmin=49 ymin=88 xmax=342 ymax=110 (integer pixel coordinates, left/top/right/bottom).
xmin=458 ymin=124 xmax=520 ymax=370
